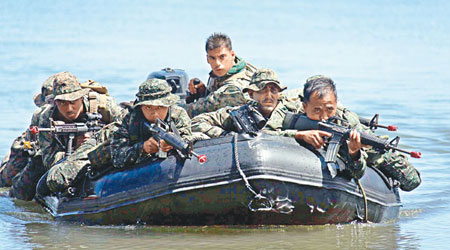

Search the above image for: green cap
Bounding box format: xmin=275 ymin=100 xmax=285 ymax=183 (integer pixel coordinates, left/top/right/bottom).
xmin=243 ymin=68 xmax=286 ymax=93
xmin=134 ymin=78 xmax=179 ymax=107
xmin=53 ymin=72 xmax=89 ymax=101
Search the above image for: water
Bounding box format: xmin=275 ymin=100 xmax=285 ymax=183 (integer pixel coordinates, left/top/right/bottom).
xmin=0 ymin=0 xmax=449 ymax=249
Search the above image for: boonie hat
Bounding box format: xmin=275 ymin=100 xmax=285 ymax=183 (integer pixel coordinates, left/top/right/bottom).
xmin=53 ymin=72 xmax=90 ymax=101
xmin=243 ymin=68 xmax=287 ymax=93
xmin=134 ymin=78 xmax=179 ymax=107
xmin=33 ymin=74 xmax=57 ymax=107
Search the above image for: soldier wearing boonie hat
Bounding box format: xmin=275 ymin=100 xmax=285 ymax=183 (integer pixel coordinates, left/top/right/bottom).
xmin=191 ymin=68 xmax=301 ymax=138
xmin=1 ymin=78 xmax=53 ymax=187
xmin=134 ymin=78 xmax=180 ymax=107
xmin=243 ymin=68 xmax=287 ymax=93
xmin=84 ymin=78 xmax=191 ymax=170
xmin=52 ymin=72 xmax=90 ymax=102
xmin=10 ymin=71 xmax=124 ymax=200
xmin=1 ymin=72 xmax=61 ymax=188
xmin=33 ymin=74 xmax=58 ymax=107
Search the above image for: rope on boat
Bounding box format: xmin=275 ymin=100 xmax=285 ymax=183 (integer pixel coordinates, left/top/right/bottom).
xmin=356 ymin=179 xmax=369 ymax=223
xmin=233 ymin=134 xmax=275 ymax=212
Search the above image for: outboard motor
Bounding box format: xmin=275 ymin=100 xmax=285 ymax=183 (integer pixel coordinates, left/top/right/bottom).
xmin=147 ymin=68 xmax=189 ymax=105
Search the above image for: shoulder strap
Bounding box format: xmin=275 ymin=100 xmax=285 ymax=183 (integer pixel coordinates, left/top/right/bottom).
xmin=88 ymin=92 xmax=99 ymax=114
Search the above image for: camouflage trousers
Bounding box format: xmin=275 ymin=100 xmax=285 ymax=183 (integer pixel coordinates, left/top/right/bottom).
xmin=46 ymin=124 xmax=117 ymax=194
xmin=46 ymin=139 xmax=95 ymax=193
xmin=366 ymin=149 xmax=421 ymax=191
xmin=9 ymin=155 xmax=46 ymax=201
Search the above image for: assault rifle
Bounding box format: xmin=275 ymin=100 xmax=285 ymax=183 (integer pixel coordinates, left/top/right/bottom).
xmin=228 ymin=105 xmax=266 ymax=136
xmin=283 ymin=113 xmax=421 ymax=177
xmin=143 ymin=119 xmax=207 ymax=163
xmin=29 ymin=113 xmax=103 ymax=156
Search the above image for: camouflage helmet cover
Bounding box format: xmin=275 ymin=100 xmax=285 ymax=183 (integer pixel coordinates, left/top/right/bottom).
xmin=134 ymin=78 xmax=179 ymax=107
xmin=52 ymin=72 xmax=89 ymax=101
xmin=243 ymin=68 xmax=287 ymax=93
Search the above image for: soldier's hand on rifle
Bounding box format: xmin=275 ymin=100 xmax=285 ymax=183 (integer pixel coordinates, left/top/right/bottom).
xmin=143 ymin=137 xmax=173 ymax=154
xmin=188 ymin=78 xmax=206 ymax=96
xmin=294 ymin=130 xmax=332 ymax=149
xmin=159 ymin=140 xmax=173 ymax=152
xmin=347 ymin=130 xmax=362 ymax=159
xmin=143 ymin=137 xmax=159 ymax=154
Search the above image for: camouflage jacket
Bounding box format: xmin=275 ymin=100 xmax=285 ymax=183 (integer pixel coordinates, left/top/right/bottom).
xmin=191 ymin=98 xmax=301 ymax=138
xmin=36 ymin=93 xmax=124 ymax=170
xmin=0 ymin=105 xmax=48 ymax=186
xmin=185 ymin=57 xmax=256 ymax=118
xmin=109 ymin=105 xmax=192 ymax=169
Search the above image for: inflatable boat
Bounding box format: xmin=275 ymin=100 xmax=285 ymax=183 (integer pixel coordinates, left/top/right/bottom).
xmin=34 ymin=133 xmax=401 ymax=225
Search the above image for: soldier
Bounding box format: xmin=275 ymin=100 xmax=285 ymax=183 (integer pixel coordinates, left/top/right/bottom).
xmin=286 ymin=75 xmax=420 ymax=188
xmin=291 ymin=76 xmax=367 ymax=179
xmin=185 ymin=33 xmax=257 ymax=117
xmin=10 ymin=72 xmax=124 ymax=200
xmin=0 ymin=73 xmax=55 ymax=187
xmin=191 ymin=68 xmax=301 ymax=138
xmin=45 ymin=78 xmax=192 ymax=195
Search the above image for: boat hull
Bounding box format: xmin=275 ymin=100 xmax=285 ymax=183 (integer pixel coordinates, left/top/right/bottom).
xmin=36 ymin=134 xmax=401 ymax=225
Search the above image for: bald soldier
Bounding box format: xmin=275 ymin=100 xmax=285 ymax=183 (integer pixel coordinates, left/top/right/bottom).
xmin=185 ymin=33 xmax=256 ymax=117
xmin=10 ymin=72 xmax=124 ymax=200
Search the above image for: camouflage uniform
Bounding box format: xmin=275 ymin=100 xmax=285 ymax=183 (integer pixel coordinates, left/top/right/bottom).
xmin=10 ymin=72 xmax=123 ymax=200
xmin=341 ymin=109 xmax=421 ymax=191
xmin=285 ymin=75 xmax=420 ymax=190
xmin=185 ymin=56 xmax=256 ymax=117
xmin=192 ymin=69 xmax=300 ymax=138
xmin=280 ymin=106 xmax=368 ymax=179
xmin=46 ymin=79 xmax=192 ymax=194
xmin=0 ymin=74 xmax=55 ymax=187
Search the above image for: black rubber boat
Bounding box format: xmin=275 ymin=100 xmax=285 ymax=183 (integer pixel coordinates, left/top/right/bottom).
xmin=35 ymin=133 xmax=401 ymax=225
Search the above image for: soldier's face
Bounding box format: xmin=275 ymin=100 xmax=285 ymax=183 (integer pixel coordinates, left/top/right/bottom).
xmin=249 ymin=83 xmax=280 ymax=117
xmin=141 ymin=105 xmax=169 ymax=123
xmin=303 ymin=91 xmax=337 ymax=121
xmin=206 ymin=46 xmax=235 ymax=77
xmin=55 ymin=98 xmax=84 ymax=122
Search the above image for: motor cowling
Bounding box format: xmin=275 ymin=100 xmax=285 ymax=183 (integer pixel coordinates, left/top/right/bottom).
xmin=147 ymin=68 xmax=189 ymax=105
